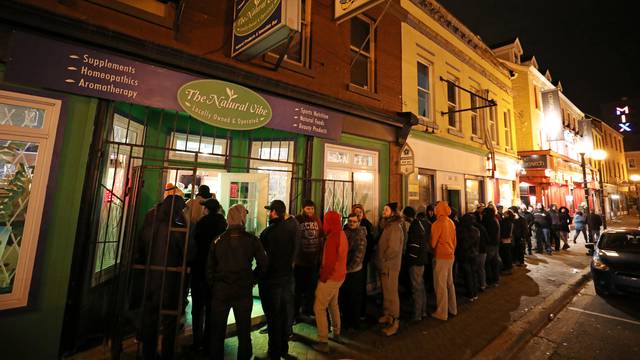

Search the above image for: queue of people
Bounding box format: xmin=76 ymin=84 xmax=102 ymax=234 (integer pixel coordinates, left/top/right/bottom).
xmin=135 ymin=183 xmax=605 ymax=359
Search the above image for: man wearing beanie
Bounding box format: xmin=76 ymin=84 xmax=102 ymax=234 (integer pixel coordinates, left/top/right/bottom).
xmin=207 ymin=204 xmax=267 ymax=360
xmin=294 ymin=199 xmax=324 ymax=322
xmin=375 ymin=202 xmax=404 ymax=336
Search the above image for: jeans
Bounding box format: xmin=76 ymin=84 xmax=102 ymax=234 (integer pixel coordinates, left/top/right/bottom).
xmin=210 ymin=295 xmax=253 ymax=360
xmin=259 ymin=277 xmax=294 ymax=359
xmin=590 ymin=228 xmax=601 ymax=243
xmin=433 ymin=258 xmax=457 ymax=320
xmin=459 ymin=257 xmax=477 ymax=298
xmin=314 ymin=279 xmax=343 ymax=342
xmin=294 ymin=265 xmax=318 ymax=318
xmin=573 ymin=228 xmax=588 ymax=243
xmin=476 ymin=253 xmax=487 ymax=289
xmin=485 ymin=246 xmax=500 ymax=285
xmin=542 ymin=228 xmax=552 ymax=253
xmin=339 ymin=269 xmax=365 ymax=329
xmin=409 ymin=266 xmax=427 ymax=319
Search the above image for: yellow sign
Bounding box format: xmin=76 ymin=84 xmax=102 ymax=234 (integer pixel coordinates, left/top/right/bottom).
xmin=334 ymin=0 xmax=385 ymax=23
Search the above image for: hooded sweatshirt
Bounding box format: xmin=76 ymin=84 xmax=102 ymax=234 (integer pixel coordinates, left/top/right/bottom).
xmin=431 ymin=202 xmax=457 ymax=260
xmin=294 ymin=213 xmax=323 ymax=266
xmin=319 ymin=211 xmax=348 ymax=283
xmin=375 ymin=214 xmax=404 ymax=274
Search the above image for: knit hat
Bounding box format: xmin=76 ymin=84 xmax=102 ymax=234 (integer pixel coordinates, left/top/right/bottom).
xmin=198 ymin=185 xmax=212 ymax=199
xmin=227 ymin=204 xmax=248 ymax=227
xmin=385 ymin=202 xmax=398 ymax=213
xmin=402 ymin=206 xmax=416 ymax=219
xmin=302 ymin=199 xmax=316 ymax=208
xmin=164 ymin=183 xmax=184 ymax=198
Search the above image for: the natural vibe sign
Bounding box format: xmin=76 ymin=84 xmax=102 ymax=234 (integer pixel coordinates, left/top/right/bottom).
xmin=177 ymin=80 xmax=272 ymax=130
xmin=234 ymin=0 xmax=281 ymax=36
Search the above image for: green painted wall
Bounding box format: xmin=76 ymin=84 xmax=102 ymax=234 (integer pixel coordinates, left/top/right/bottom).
xmin=0 ymin=66 xmax=97 ymax=359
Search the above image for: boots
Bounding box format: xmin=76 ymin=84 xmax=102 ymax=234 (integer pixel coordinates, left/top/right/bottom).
xmin=382 ymin=318 xmax=399 ymax=336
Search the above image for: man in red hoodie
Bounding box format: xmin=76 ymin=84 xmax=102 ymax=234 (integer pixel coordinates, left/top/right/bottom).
xmin=312 ymin=211 xmax=348 ymax=353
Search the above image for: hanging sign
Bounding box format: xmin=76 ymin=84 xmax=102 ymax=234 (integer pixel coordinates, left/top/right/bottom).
xmin=542 ymin=89 xmax=563 ymax=141
xmin=334 ymin=0 xmax=386 ymax=23
xmin=616 ymin=106 xmax=631 ymax=132
xmin=177 ymin=80 xmax=272 ymax=130
xmin=399 ymin=143 xmax=415 ymax=175
xmin=232 ymin=0 xmax=301 ymax=61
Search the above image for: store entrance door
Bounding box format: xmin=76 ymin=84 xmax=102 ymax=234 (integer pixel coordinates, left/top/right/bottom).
xmin=446 ymin=189 xmax=462 ymax=216
xmin=219 ymin=173 xmax=269 ymax=235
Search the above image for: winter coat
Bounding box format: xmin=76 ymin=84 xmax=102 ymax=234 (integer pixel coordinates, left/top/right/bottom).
xmin=431 ymin=202 xmax=457 ymax=260
xmin=405 ymin=217 xmax=428 ymax=267
xmin=375 ymin=214 xmax=404 ymax=274
xmin=533 ymin=210 xmax=551 ymax=229
xmin=549 ymin=209 xmax=561 ymax=230
xmin=207 ymin=226 xmax=268 ymax=300
xmin=259 ymin=215 xmax=298 ymax=281
xmin=574 ymin=214 xmax=586 ymax=230
xmin=184 ymin=194 xmax=208 ymax=224
xmin=474 ymin=221 xmax=490 ymax=254
xmin=500 ymin=216 xmax=514 ymax=241
xmin=191 ymin=212 xmax=227 ymax=281
xmin=344 ymin=225 xmax=367 ymax=273
xmin=559 ymin=208 xmax=571 ymax=232
xmin=319 ymin=211 xmax=348 ymax=282
xmin=457 ymin=214 xmax=480 ymax=261
xmin=360 ymin=217 xmax=376 ymax=265
xmin=512 ymin=215 xmax=529 ymax=242
xmin=481 ymin=207 xmax=501 ymax=247
xmin=587 ymin=213 xmax=603 ymax=229
xmin=294 ymin=214 xmax=323 ymax=267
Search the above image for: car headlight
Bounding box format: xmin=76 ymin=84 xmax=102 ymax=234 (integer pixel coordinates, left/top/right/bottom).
xmin=592 ymin=258 xmax=609 ymax=271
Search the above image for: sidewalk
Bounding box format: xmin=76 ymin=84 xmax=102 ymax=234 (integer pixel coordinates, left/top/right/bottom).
xmin=70 ymin=215 xmax=637 ymax=360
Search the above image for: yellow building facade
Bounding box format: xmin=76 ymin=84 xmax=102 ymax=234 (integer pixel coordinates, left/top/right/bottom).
xmin=400 ymin=0 xmax=519 ymax=214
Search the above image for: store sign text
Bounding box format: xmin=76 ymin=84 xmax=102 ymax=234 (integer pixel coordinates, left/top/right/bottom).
xmin=616 ymin=106 xmax=631 ymax=132
xmin=178 ymin=80 xmax=272 ymax=130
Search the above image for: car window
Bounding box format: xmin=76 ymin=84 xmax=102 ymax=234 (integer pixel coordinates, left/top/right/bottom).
xmin=599 ymin=233 xmax=640 ymax=251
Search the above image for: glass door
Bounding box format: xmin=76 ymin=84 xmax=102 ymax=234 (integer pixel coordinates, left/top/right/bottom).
xmin=219 ymin=173 xmax=269 ymax=235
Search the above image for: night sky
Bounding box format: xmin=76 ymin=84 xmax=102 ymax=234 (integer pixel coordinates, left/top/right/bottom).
xmin=438 ymin=0 xmax=640 ymax=118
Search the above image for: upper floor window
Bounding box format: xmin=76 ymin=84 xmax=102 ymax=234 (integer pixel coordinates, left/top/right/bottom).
xmin=350 ymin=15 xmax=375 ymax=91
xmin=489 ymin=105 xmax=499 ymax=145
xmin=470 ymin=89 xmax=480 ymax=137
xmin=504 ymin=110 xmax=512 ymax=149
xmin=88 ymin=0 xmax=176 ymax=28
xmin=446 ymin=77 xmax=459 ymax=129
xmin=629 ymin=158 xmax=636 ymax=169
xmin=533 ymin=86 xmax=540 ymax=110
xmin=417 ymin=62 xmax=431 ymax=122
xmin=268 ymin=0 xmax=312 ymax=68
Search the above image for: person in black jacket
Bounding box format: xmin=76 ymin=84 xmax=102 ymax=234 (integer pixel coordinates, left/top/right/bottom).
xmin=207 ymin=204 xmax=267 ymax=360
xmin=587 ymin=211 xmax=603 ymax=243
xmin=510 ymin=206 xmax=528 ymax=267
xmin=533 ymin=204 xmax=552 ymax=254
xmin=458 ymin=214 xmax=480 ymax=300
xmin=521 ymin=206 xmax=534 ymax=255
xmin=190 ymin=198 xmax=227 ymax=353
xmin=471 ymin=214 xmax=489 ymax=291
xmin=482 ymin=207 xmax=501 ymax=286
xmin=403 ymin=206 xmax=429 ymax=321
xmin=136 ymin=195 xmax=188 ymax=360
xmin=559 ymin=206 xmax=572 ymax=250
xmin=258 ymin=200 xmax=298 ymax=360
xmin=499 ymin=210 xmax=515 ymax=274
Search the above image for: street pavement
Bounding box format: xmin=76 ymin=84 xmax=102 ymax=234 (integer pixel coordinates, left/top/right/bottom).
xmin=514 ymin=282 xmax=640 ymax=360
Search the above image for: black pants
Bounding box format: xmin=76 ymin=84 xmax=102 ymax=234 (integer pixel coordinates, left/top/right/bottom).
xmin=293 ymin=265 xmax=317 ymax=318
xmin=190 ymin=276 xmax=211 ymax=350
xmin=210 ymin=294 xmax=253 ymax=360
xmin=141 ymin=300 xmax=178 ymax=360
xmin=500 ymin=242 xmax=513 ymax=271
xmin=339 ymin=269 xmax=365 ymax=330
xmin=513 ymin=236 xmax=525 ymax=264
xmin=551 ymin=229 xmax=560 ymax=251
xmin=459 ymin=257 xmax=477 ymax=298
xmin=259 ymin=278 xmax=294 ymax=359
xmin=485 ymin=246 xmax=500 ymax=285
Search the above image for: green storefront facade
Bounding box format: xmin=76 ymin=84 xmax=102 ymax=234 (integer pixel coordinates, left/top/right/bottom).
xmin=0 ymin=30 xmax=399 ymax=358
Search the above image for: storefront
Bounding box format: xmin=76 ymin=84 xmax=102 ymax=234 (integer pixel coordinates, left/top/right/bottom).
xmin=0 ymin=31 xmax=397 ymax=357
xmin=492 ymin=153 xmax=520 ymax=207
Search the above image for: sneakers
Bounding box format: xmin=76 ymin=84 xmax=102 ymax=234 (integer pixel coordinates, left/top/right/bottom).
xmin=312 ymin=342 xmax=330 ymax=354
xmin=378 ymin=314 xmax=393 ymax=324
xmin=382 ymin=319 xmax=399 ymax=336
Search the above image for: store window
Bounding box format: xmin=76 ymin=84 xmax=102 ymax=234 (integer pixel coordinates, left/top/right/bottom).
xmin=0 ymin=90 xmax=61 ymax=309
xmin=168 ymin=132 xmax=228 ymax=164
xmin=489 ymin=105 xmax=498 ymax=145
xmin=324 ymin=144 xmax=378 ymax=221
xmin=465 ymin=178 xmax=484 ymax=212
xmin=504 ymin=109 xmax=512 ymax=149
xmin=629 ymin=158 xmax=636 ymax=169
xmin=499 ymin=180 xmax=514 ymax=207
xmin=417 ymin=61 xmax=431 ymax=122
xmin=350 ymin=15 xmax=375 ymax=91
xmin=446 ymin=77 xmax=459 ymax=129
xmin=267 ymin=0 xmax=312 ymax=68
xmin=93 ymin=114 xmax=145 ymax=285
xmin=250 ymin=140 xmax=295 ymax=208
xmin=407 ymin=169 xmax=435 ymax=211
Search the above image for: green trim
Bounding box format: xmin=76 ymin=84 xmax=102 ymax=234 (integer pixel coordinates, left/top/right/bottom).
xmin=410 ymin=129 xmax=490 ymax=156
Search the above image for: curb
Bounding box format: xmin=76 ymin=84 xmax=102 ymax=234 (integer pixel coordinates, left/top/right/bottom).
xmin=473 ymin=266 xmax=592 ymax=360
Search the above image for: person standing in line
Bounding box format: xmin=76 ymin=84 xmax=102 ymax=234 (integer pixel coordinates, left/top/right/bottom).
xmin=375 ymin=202 xmax=404 ymax=336
xmin=207 ymin=204 xmax=267 ymax=360
xmin=431 ymin=202 xmax=458 ymax=321
xmin=457 ymin=214 xmax=479 ymax=301
xmin=190 ymin=198 xmax=227 ymax=353
xmin=339 ymin=213 xmax=367 ymax=332
xmin=549 ymin=204 xmax=562 ymax=251
xmin=352 ymin=204 xmax=374 ymax=320
xmin=510 ymin=206 xmax=528 ymax=267
xmin=471 ymin=214 xmax=489 ymax=292
xmin=312 ymin=211 xmax=348 ymax=353
xmin=499 ymin=210 xmax=515 ymax=274
xmin=572 ymin=211 xmax=588 ymax=243
xmin=293 ymin=200 xmax=323 ymax=323
xmin=533 ymin=204 xmax=553 ymax=254
xmin=403 ymin=206 xmax=429 ymax=321
xmin=258 ymin=200 xmax=298 ymax=360
xmin=482 ymin=207 xmax=501 ymax=286
xmin=521 ymin=206 xmax=534 ymax=255
xmin=184 ymin=184 xmax=213 ymax=225
xmin=558 ymin=206 xmax=572 ymax=250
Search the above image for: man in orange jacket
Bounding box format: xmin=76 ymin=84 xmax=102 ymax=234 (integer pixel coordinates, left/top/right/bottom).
xmin=431 ymin=201 xmax=458 ymax=321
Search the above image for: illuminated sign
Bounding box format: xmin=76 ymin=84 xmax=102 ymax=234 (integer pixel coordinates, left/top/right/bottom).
xmin=616 ymin=106 xmax=631 ymax=132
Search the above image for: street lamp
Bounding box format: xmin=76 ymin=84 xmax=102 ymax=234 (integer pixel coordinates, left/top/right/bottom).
xmin=591 ymin=149 xmax=608 ymax=229
xmin=631 ymin=174 xmax=640 ymax=225
xmin=578 ymin=150 xmax=592 ymax=242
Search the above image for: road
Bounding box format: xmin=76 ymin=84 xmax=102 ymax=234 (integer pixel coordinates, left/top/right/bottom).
xmin=515 ymin=281 xmax=640 ymax=360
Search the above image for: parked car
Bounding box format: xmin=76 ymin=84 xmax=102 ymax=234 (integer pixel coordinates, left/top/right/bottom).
xmin=587 ymin=229 xmax=640 ymax=296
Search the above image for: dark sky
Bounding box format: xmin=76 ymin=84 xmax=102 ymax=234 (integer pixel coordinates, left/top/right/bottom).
xmin=438 ymin=0 xmax=640 ymax=118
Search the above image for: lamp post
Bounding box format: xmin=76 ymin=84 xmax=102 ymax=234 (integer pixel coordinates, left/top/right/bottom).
xmin=579 ymin=151 xmax=592 ymax=243
xmin=591 ymin=149 xmax=608 ymax=230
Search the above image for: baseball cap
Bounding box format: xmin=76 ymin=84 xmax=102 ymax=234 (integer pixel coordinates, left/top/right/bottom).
xmin=264 ymin=199 xmax=286 ymax=214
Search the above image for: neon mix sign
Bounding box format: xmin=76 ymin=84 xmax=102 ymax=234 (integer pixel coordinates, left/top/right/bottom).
xmin=616 ymin=106 xmax=631 ymax=132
